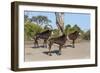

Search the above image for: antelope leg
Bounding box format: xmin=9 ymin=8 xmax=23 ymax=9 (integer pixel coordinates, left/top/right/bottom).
xmin=72 ymin=40 xmax=75 ymax=48
xmin=58 ymin=45 xmax=62 ymax=55
xmin=48 ymin=42 xmax=52 ymax=56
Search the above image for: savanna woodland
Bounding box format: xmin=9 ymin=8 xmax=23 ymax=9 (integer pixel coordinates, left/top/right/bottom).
xmin=24 ymin=12 xmax=90 ymax=41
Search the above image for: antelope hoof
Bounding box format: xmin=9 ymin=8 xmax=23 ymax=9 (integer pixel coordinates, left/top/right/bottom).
xmin=49 ymin=54 xmax=52 ymax=56
xmin=73 ymin=46 xmax=75 ymax=48
xmin=57 ymin=52 xmax=61 ymax=56
xmin=48 ymin=53 xmax=52 ymax=56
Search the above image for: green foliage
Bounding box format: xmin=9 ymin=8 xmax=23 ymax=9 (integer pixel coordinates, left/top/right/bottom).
xmin=52 ymin=29 xmax=60 ymax=37
xmin=24 ymin=15 xmax=52 ymax=40
xmin=64 ymin=24 xmax=90 ymax=40
xmin=67 ymin=27 xmax=76 ymax=34
xmin=64 ymin=24 xmax=80 ymax=35
xmin=82 ymin=30 xmax=90 ymax=40
xmin=31 ymin=15 xmax=51 ymax=25
xmin=24 ymin=22 xmax=43 ymax=40
xmin=44 ymin=24 xmax=53 ymax=30
xmin=24 ymin=15 xmax=28 ymax=22
xmin=24 ymin=14 xmax=90 ymax=41
xmin=73 ymin=24 xmax=80 ymax=32
xmin=24 ymin=15 xmax=31 ymax=23
xmin=64 ymin=24 xmax=71 ymax=35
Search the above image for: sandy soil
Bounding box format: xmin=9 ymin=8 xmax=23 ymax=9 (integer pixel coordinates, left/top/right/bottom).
xmin=24 ymin=40 xmax=90 ymax=62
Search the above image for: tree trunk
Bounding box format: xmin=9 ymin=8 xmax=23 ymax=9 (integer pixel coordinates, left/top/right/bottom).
xmin=55 ymin=12 xmax=64 ymax=35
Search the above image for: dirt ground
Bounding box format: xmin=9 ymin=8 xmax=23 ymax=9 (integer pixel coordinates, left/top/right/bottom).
xmin=24 ymin=40 xmax=90 ymax=62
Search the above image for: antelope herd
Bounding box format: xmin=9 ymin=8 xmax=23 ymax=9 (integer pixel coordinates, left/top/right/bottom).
xmin=33 ymin=29 xmax=79 ymax=56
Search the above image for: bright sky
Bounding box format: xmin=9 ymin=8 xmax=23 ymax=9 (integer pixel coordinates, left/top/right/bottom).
xmin=24 ymin=11 xmax=90 ymax=31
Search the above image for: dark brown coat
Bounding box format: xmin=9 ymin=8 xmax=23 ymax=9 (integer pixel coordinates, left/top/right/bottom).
xmin=68 ymin=31 xmax=79 ymax=48
xmin=33 ymin=30 xmax=52 ymax=47
xmin=48 ymin=34 xmax=67 ymax=56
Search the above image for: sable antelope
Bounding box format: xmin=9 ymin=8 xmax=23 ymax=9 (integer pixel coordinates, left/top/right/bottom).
xmin=33 ymin=30 xmax=52 ymax=47
xmin=68 ymin=31 xmax=79 ymax=48
xmin=48 ymin=34 xmax=67 ymax=56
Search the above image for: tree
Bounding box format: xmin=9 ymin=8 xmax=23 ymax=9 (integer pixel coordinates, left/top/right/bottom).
xmin=24 ymin=15 xmax=28 ymax=22
xmin=24 ymin=15 xmax=32 ymax=24
xmin=64 ymin=24 xmax=71 ymax=35
xmin=31 ymin=16 xmax=51 ymax=26
xmin=44 ymin=24 xmax=53 ymax=30
xmin=24 ymin=23 xmax=43 ymax=40
xmin=73 ymin=24 xmax=81 ymax=32
xmin=68 ymin=24 xmax=80 ymax=34
xmin=31 ymin=16 xmax=38 ymax=24
xmin=64 ymin=24 xmax=81 ymax=35
xmin=52 ymin=29 xmax=60 ymax=37
xmin=82 ymin=30 xmax=90 ymax=40
xmin=24 ymin=15 xmax=52 ymax=40
xmin=55 ymin=12 xmax=64 ymax=35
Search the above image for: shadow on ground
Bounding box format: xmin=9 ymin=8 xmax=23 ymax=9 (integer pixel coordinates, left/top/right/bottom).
xmin=43 ymin=50 xmax=59 ymax=56
xmin=31 ymin=44 xmax=73 ymax=49
xmin=31 ymin=45 xmax=47 ymax=48
xmin=63 ymin=45 xmax=73 ymax=48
